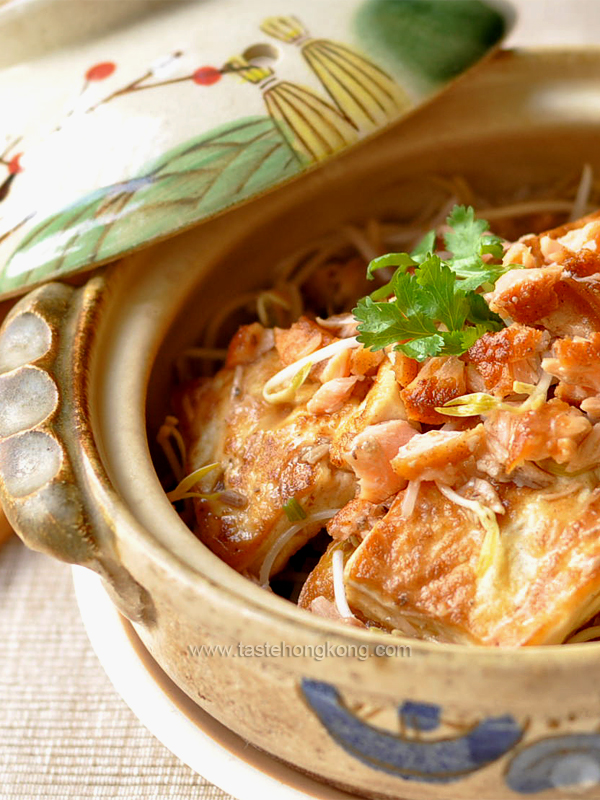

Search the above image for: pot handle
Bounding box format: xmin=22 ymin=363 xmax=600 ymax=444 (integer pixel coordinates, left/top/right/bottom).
xmin=0 ymin=278 xmax=153 ymax=624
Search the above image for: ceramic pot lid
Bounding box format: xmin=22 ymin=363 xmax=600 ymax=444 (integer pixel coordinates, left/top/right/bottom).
xmin=0 ymin=0 xmax=513 ymax=299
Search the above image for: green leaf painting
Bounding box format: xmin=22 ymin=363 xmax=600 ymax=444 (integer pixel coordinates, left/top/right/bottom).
xmin=1 ymin=117 xmax=306 ymax=293
xmin=354 ymin=0 xmax=508 ymax=89
xmin=0 ymin=3 xmax=510 ymax=296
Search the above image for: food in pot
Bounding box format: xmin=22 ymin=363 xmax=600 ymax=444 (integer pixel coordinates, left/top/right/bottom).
xmin=164 ymin=171 xmax=600 ymax=646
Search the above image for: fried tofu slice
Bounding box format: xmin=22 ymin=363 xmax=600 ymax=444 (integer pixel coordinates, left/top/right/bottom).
xmin=298 ymin=539 xmax=366 ymax=628
xmin=344 ymin=480 xmax=600 ymax=646
xmin=177 ymin=331 xmax=358 ymax=580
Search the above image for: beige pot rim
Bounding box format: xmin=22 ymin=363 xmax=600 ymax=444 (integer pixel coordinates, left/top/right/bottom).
xmin=4 ymin=47 xmax=600 ymax=679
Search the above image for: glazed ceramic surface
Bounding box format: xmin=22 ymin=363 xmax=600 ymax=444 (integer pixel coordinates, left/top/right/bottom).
xmin=2 ymin=50 xmax=600 ymax=800
xmin=0 ymin=0 xmax=510 ymax=297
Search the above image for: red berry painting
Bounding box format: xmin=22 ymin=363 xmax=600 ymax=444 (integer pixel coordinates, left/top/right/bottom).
xmin=85 ymin=62 xmax=117 ymax=82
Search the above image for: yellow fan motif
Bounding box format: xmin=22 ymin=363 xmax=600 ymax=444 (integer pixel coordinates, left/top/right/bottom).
xmin=261 ymin=16 xmax=412 ymax=133
xmin=224 ymin=55 xmax=358 ymax=163
xmin=260 ymin=15 xmax=309 ymax=45
xmin=224 ymin=55 xmax=276 ymax=86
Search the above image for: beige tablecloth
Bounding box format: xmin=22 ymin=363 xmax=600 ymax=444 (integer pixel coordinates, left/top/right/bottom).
xmin=0 ymin=537 xmax=234 ymax=799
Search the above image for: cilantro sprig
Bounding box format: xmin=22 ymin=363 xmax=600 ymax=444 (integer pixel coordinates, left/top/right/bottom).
xmin=353 ymin=206 xmax=507 ymax=361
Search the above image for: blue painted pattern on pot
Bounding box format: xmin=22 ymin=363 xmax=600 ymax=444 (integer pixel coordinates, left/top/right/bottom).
xmin=301 ymin=678 xmax=524 ymax=783
xmin=505 ymin=734 xmax=600 ymax=794
xmin=302 ymin=678 xmax=600 ymax=793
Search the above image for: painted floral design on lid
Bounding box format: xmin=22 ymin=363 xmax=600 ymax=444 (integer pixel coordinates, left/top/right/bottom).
xmin=0 ymin=0 xmax=510 ymax=297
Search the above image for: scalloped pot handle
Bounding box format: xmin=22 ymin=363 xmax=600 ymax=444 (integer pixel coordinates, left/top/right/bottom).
xmin=0 ymin=279 xmax=153 ymax=624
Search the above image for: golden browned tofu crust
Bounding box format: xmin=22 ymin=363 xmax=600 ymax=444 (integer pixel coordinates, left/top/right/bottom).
xmin=345 ymin=480 xmax=600 ymax=646
xmin=177 ymin=347 xmax=357 ymax=577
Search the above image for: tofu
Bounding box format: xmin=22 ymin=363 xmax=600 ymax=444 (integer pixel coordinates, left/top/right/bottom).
xmin=345 ymin=481 xmax=600 ymax=646
xmin=177 ymin=346 xmax=357 ymax=579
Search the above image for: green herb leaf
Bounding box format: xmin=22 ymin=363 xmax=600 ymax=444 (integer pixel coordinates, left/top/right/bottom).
xmin=465 ymin=292 xmax=504 ymax=330
xmin=445 ymin=205 xmax=503 ymax=262
xmin=354 ymin=285 xmax=438 ymax=352
xmin=416 ymin=255 xmax=470 ymax=331
xmin=367 ymin=252 xmax=416 ymax=279
xmin=354 ymin=206 xmax=508 ymax=361
xmin=397 ymin=334 xmax=444 ymax=360
xmin=410 ymin=229 xmax=436 ymax=263
xmin=368 ymin=253 xmax=418 ymax=300
xmin=449 ymin=262 xmax=509 ymax=293
xmin=283 ymin=497 xmax=307 ymax=522
xmin=443 ymin=205 xmax=507 ymax=290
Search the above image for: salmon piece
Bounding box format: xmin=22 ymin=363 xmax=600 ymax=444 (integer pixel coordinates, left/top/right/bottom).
xmin=545 ymin=254 xmax=600 ymax=336
xmin=274 ymin=316 xmax=334 ymax=366
xmin=505 ymin=213 xmax=600 ymax=337
xmin=554 ymin=382 xmax=596 ymax=406
xmin=502 ymin=241 xmax=538 ymax=269
xmin=542 ymin=334 xmax=600 ymax=392
xmin=327 ymin=498 xmax=387 ymax=541
xmin=400 ymin=357 xmax=466 ymax=424
xmin=485 ymin=266 xmax=562 ymax=324
xmin=307 ymin=376 xmax=360 ymax=415
xmin=556 ymin=218 xmax=600 ymax=257
xmin=540 ymin=236 xmax=572 ymax=265
xmin=391 ymin=425 xmax=484 ymax=484
xmin=349 ymin=345 xmax=385 ymax=377
xmin=345 ymin=419 xmax=417 ymax=502
xmin=581 ymin=396 xmax=600 ymax=420
xmin=528 ymin=209 xmax=600 ymax=265
xmin=539 ymin=278 xmax=600 ymax=338
xmin=225 ymin=323 xmax=274 ymax=368
xmin=488 ymin=251 xmax=600 ymax=338
xmin=484 ymin=398 xmax=591 ymax=471
xmin=392 ymin=352 xmax=419 ymax=388
xmin=561 ymin=249 xmax=600 ymax=278
xmin=465 ymin=324 xmax=548 ymax=397
xmin=330 ymin=360 xmax=408 ymax=466
xmin=566 ymin=424 xmax=600 ymax=473
xmin=320 ymin=348 xmax=351 ymax=382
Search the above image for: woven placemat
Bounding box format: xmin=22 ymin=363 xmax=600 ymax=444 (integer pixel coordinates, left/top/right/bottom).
xmin=0 ymin=538 xmax=234 ymax=799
